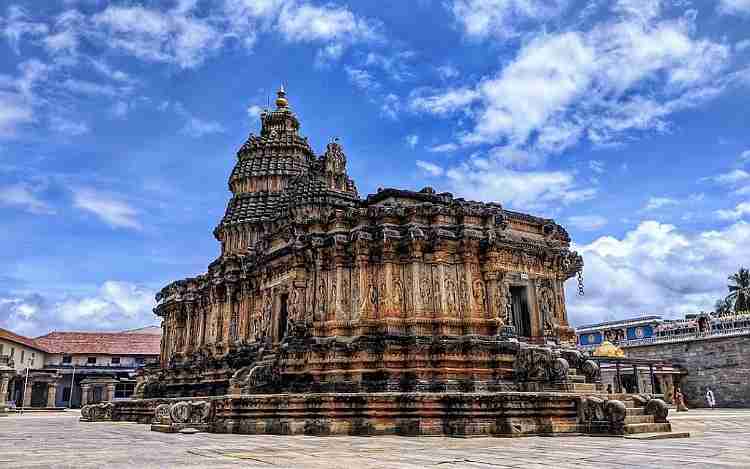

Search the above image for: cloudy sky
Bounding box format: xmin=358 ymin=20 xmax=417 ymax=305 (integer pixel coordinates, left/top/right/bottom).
xmin=1 ymin=0 xmax=749 ymax=336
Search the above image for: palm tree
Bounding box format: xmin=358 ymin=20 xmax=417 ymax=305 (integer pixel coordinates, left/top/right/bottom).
xmin=714 ymin=297 xmax=733 ymax=316
xmin=727 ymin=267 xmax=750 ymax=313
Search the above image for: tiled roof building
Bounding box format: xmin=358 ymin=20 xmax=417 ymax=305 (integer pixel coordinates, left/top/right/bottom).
xmin=1 ymin=326 xmax=161 ymax=410
xmin=35 ymin=332 xmax=160 ymax=356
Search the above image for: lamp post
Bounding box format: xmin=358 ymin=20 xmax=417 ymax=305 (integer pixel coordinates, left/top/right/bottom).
xmin=20 ymin=358 xmax=31 ymax=415
xmin=68 ymin=365 xmax=76 ymax=409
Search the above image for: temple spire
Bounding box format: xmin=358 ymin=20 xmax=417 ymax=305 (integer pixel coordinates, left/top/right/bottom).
xmin=275 ymin=85 xmax=288 ymax=109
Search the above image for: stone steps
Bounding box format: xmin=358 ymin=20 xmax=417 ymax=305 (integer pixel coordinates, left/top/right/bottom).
xmin=626 ymin=407 xmax=645 ymax=416
xmin=624 ymin=431 xmax=691 ymax=440
xmin=624 ymin=422 xmax=673 ymax=435
xmin=624 ymin=415 xmax=655 ymax=425
xmin=570 ymin=383 xmax=597 ymax=392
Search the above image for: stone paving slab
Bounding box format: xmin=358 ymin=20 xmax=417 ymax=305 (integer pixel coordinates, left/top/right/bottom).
xmin=1 ymin=409 xmax=749 ymax=468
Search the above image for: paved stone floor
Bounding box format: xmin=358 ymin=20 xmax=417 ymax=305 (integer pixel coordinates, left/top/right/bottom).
xmin=0 ymin=409 xmax=748 ymax=468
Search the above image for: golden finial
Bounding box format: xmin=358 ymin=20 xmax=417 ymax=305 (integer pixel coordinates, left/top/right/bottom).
xmin=276 ymin=84 xmax=288 ymax=108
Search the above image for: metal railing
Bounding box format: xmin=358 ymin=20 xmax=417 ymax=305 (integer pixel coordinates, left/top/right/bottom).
xmin=579 ymin=326 xmax=750 ymax=349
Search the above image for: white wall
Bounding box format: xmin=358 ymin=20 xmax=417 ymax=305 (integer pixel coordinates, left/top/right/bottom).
xmin=0 ymin=339 xmax=45 ymax=371
xmin=44 ymin=354 xmax=145 ymax=367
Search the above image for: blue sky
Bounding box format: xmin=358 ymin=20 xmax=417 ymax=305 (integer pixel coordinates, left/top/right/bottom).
xmin=1 ymin=0 xmax=749 ymax=336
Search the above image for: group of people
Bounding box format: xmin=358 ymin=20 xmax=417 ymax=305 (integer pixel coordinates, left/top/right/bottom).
xmin=606 ymin=384 xmax=717 ymax=412
xmin=673 ymin=387 xmax=716 ymax=411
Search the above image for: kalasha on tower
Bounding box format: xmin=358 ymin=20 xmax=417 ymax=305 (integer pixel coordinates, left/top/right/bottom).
xmin=82 ymin=88 xmax=674 ymax=437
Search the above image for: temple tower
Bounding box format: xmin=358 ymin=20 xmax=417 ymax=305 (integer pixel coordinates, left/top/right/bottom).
xmin=215 ymin=87 xmax=316 ymax=256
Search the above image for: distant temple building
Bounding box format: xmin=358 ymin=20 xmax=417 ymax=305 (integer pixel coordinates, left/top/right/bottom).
xmin=576 ymin=311 xmax=750 ymax=408
xmin=0 ymin=327 xmax=160 ymax=410
xmin=80 ymin=88 xmax=676 ymax=438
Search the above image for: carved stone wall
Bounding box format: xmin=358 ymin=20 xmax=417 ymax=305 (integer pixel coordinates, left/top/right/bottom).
xmin=150 ymin=89 xmax=584 ymax=395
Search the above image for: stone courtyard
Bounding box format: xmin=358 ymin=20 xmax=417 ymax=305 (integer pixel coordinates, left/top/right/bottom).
xmin=1 ymin=409 xmax=748 ymax=468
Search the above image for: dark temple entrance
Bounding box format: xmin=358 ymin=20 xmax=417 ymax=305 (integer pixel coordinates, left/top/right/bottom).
xmin=30 ymin=382 xmax=47 ymax=408
xmin=510 ymin=286 xmax=532 ymax=338
xmin=277 ymin=293 xmax=289 ymax=342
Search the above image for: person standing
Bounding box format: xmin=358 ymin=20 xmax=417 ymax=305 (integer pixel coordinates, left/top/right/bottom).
xmin=674 ymin=387 xmax=689 ymax=412
xmin=706 ymin=388 xmax=716 ymax=409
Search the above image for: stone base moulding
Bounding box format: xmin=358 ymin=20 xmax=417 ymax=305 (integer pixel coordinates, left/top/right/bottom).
xmin=92 ymin=392 xmax=672 ymax=437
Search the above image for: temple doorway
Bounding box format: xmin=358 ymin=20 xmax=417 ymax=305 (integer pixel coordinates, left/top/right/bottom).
xmin=30 ymin=382 xmax=47 ymax=407
xmin=510 ymin=286 xmax=532 ymax=338
xmin=277 ymin=293 xmax=289 ymax=342
xmin=90 ymin=386 xmax=104 ymax=404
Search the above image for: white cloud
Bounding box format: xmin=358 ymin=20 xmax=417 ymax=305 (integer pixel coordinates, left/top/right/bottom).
xmin=174 ymin=103 xmax=225 ymax=138
xmin=436 ymin=65 xmax=460 ymax=80
xmin=716 ymin=202 xmax=750 ymax=221
xmin=737 ymin=39 xmax=750 ymax=52
xmin=449 ymin=0 xmax=569 ymax=39
xmin=708 ymin=169 xmax=750 ymax=185
xmin=92 ymin=4 xmax=224 ymax=68
xmin=72 ymin=187 xmax=141 ymax=230
xmin=49 ymin=115 xmax=89 ymax=136
xmin=111 ymin=100 xmax=130 ymax=118
xmin=380 ymin=93 xmax=401 ymax=120
xmin=0 ymin=60 xmax=49 ymax=138
xmin=740 ymin=149 xmax=750 ymax=162
xmin=277 ymin=2 xmax=380 ymax=44
xmin=719 ymin=0 xmax=750 ymax=15
xmin=409 ymin=87 xmax=479 ymax=116
xmin=588 ymin=160 xmax=605 ymax=174
xmin=181 ymin=116 xmax=225 ymax=138
xmin=247 ymin=104 xmax=263 ymax=120
xmin=364 ymin=51 xmax=415 ymax=82
xmin=89 ymin=59 xmax=132 ymax=83
xmin=405 ymin=134 xmax=419 ymax=148
xmin=427 ymin=143 xmax=459 ymax=153
xmin=567 ymin=215 xmax=608 ymax=231
xmin=566 ymin=221 xmax=750 ymax=326
xmin=1 ymin=5 xmax=49 ymax=54
xmin=441 ymin=155 xmax=596 ymax=211
xmin=345 ymin=67 xmax=379 ymax=90
xmin=416 ymin=160 xmax=444 ymax=176
xmin=415 ymin=11 xmax=732 ymax=152
xmin=0 ymin=91 xmax=34 ymax=138
xmin=643 ymin=196 xmax=679 ymax=211
xmin=0 ymin=183 xmax=55 ymax=215
xmin=0 ymin=281 xmax=156 ymax=336
xmin=43 ymin=10 xmax=86 ymax=59
xmin=61 ymin=78 xmax=119 ymax=97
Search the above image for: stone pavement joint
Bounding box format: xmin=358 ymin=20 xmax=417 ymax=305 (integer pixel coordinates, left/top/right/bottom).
xmin=1 ymin=409 xmax=749 ymax=468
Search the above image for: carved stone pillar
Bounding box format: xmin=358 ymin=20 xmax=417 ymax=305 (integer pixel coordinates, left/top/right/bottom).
xmin=106 ymin=383 xmax=116 ymax=402
xmin=184 ymin=303 xmax=194 ymax=353
xmin=46 ymin=382 xmax=57 ymax=408
xmin=80 ymin=385 xmax=90 ymax=406
xmin=224 ymin=283 xmax=235 ymax=346
xmin=0 ymin=374 xmax=9 ymax=405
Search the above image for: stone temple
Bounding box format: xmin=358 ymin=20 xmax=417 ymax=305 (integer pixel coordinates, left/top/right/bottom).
xmin=81 ymin=88 xmax=674 ymax=437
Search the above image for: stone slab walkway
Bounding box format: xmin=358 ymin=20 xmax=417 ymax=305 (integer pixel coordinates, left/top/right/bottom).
xmin=0 ymin=409 xmax=748 ymax=468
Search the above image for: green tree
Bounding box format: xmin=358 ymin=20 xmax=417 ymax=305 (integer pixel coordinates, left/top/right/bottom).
xmin=714 ymin=297 xmax=733 ymax=316
xmin=727 ymin=267 xmax=750 ymax=313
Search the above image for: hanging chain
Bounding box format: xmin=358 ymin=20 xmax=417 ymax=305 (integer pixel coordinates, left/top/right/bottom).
xmin=577 ymin=269 xmax=585 ymax=296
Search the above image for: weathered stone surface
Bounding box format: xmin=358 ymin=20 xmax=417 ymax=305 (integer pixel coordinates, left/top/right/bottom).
xmin=9 ymin=410 xmax=750 ymax=468
xmin=626 ymin=334 xmax=750 ymax=408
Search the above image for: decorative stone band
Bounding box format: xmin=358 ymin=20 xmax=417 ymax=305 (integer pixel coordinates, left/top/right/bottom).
xmin=79 ymin=402 xmax=114 ymax=422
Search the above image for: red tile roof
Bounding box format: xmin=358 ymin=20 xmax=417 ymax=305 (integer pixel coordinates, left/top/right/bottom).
xmin=34 ymin=332 xmax=161 ymax=356
xmin=0 ymin=327 xmax=48 ymax=352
